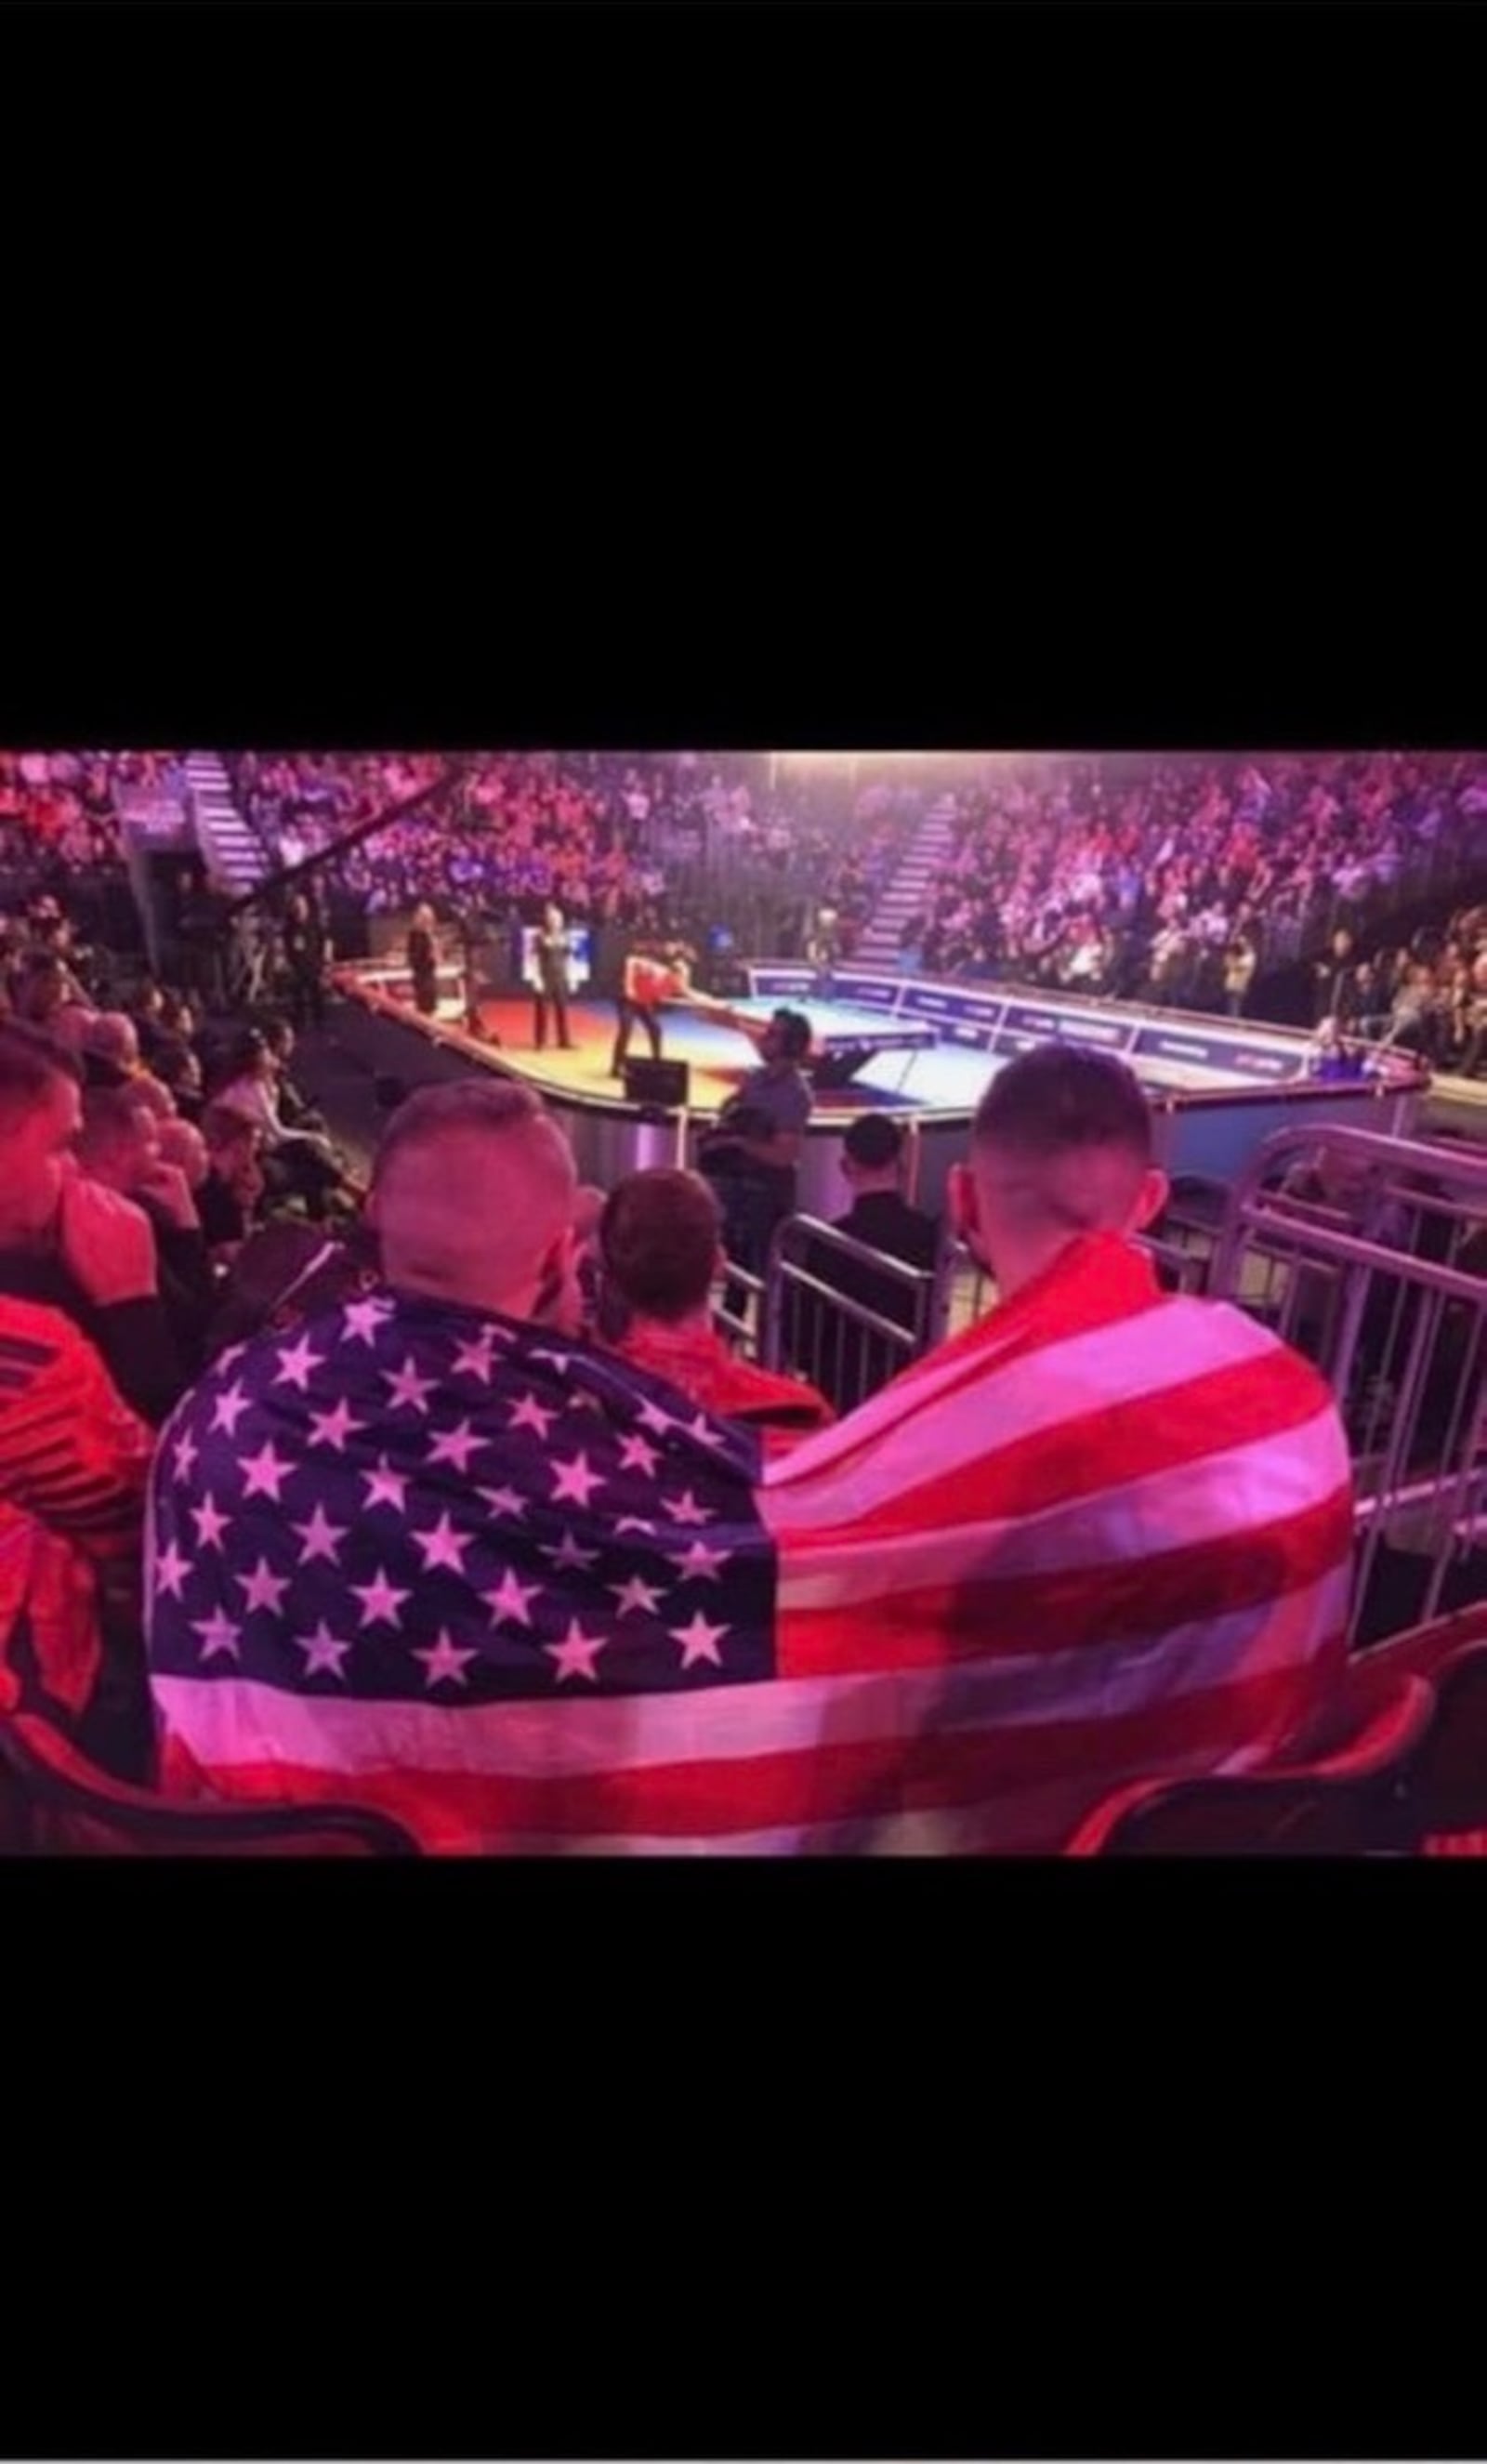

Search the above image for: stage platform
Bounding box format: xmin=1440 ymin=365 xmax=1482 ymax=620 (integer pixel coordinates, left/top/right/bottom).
xmin=333 ymin=960 xmax=1431 ymax=1219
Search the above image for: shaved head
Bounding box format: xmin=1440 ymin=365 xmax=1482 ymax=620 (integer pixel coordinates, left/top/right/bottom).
xmin=370 ymin=1079 xmax=579 ymax=1319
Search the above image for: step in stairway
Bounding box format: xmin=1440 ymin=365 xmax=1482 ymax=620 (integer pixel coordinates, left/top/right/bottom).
xmin=855 ymin=815 xmax=958 ymax=962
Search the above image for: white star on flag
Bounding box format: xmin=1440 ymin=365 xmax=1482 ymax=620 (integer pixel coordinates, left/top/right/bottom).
xmin=342 ymin=1296 xmax=395 ymax=1345
xmin=452 ymin=1334 xmax=497 ymax=1383
xmin=240 ymin=1440 xmax=293 ymax=1502
xmin=415 ymin=1627 xmax=479 ymax=1690
xmin=308 ymin=1397 xmax=366 ymax=1453
xmin=635 ymin=1395 xmax=680 ymax=1439
xmin=478 ymin=1484 xmax=528 ymax=1521
xmin=154 ymin=1540 xmax=192 ymax=1601
xmin=171 ymin=1427 xmax=199 ymax=1482
xmin=508 ymin=1390 xmax=558 ymax=1439
xmin=349 ymin=1567 xmax=413 ymax=1630
xmin=412 ymin=1512 xmax=472 ymax=1575
xmin=483 ymin=1567 xmax=543 ymax=1628
xmin=684 ymin=1413 xmax=730 ymax=1452
xmin=296 ymin=1622 xmax=353 ymax=1680
xmin=384 ymin=1355 xmax=437 ymax=1414
xmin=292 ymin=1503 xmax=349 ymax=1567
xmin=610 ymin=1574 xmax=665 ymax=1618
xmin=362 ymin=1456 xmax=409 ymax=1512
xmin=210 ymin=1381 xmax=252 ymax=1438
xmin=272 ymin=1332 xmax=326 ymax=1391
xmin=530 ymin=1347 xmax=572 ymax=1377
xmin=191 ymin=1493 xmax=232 ymax=1551
xmin=670 ymin=1610 xmax=729 ymax=1670
xmin=191 ymin=1607 xmax=243 ymax=1663
xmin=237 ymin=1557 xmax=293 ymax=1616
xmin=663 ymin=1488 xmax=715 ymax=1527
xmin=617 ymin=1432 xmax=662 ymax=1478
xmin=549 ymin=1450 xmax=605 ymax=1509
xmin=671 ymin=1538 xmax=732 ymax=1583
xmin=545 ymin=1620 xmax=608 ymax=1684
xmin=541 ymin=1529 xmax=600 ymax=1573
xmin=427 ymin=1418 xmax=485 ymax=1473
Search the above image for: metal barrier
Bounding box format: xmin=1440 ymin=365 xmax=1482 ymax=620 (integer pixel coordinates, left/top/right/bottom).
xmin=764 ymin=1215 xmax=943 ymax=1414
xmin=1207 ymin=1125 xmax=1487 ymax=1641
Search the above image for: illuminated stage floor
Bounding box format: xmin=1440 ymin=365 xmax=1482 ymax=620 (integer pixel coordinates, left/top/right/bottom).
xmin=447 ymin=995 xmax=908 ymax=1113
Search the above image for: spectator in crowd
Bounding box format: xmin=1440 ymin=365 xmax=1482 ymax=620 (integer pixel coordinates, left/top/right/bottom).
xmin=0 ymin=1292 xmax=156 ymax=1778
xmin=75 ymin=1084 xmax=216 ymax=1373
xmin=0 ymin=1023 xmax=186 ymax=1427
xmin=197 ymin=1103 xmax=267 ymax=1263
xmin=144 ymin=1080 xmax=764 ymax=1843
xmin=790 ymin=1114 xmax=941 ymax=1415
xmin=758 ymin=1045 xmax=1357 ymax=1851
xmin=150 ymin=1036 xmax=205 ymax=1122
xmin=212 ymin=1028 xmax=349 ymax=1222
xmin=597 ymin=1168 xmax=833 ymax=1455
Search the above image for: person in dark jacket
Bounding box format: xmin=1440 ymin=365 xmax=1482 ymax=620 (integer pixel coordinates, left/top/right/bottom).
xmin=791 ymin=1113 xmax=941 ymax=1414
xmin=531 ymin=903 xmax=576 ymax=1051
xmin=406 ymin=904 xmax=440 ymax=1018
xmin=282 ymin=890 xmax=330 ymax=1033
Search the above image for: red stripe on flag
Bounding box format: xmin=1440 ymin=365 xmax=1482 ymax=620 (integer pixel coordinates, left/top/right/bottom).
xmin=776 ymin=1484 xmax=1354 ymax=1678
xmin=160 ymin=1653 xmax=1338 ymax=1852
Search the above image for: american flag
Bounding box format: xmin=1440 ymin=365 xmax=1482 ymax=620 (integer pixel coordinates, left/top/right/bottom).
xmin=146 ymin=1235 xmax=1355 ymax=1852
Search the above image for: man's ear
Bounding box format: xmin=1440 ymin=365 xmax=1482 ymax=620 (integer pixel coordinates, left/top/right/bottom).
xmin=1132 ymin=1167 xmax=1169 ymax=1234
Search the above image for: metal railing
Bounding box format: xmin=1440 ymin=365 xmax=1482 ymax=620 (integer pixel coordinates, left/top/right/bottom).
xmin=1206 ymin=1125 xmax=1487 ymax=1642
xmin=762 ymin=1215 xmax=945 ymax=1415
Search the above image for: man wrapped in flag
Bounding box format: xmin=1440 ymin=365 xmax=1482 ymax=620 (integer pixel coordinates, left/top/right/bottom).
xmin=145 ymin=1054 xmax=1353 ymax=1851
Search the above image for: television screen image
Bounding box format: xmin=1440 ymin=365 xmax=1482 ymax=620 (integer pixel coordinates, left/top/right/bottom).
xmin=518 ymin=923 xmax=593 ymax=993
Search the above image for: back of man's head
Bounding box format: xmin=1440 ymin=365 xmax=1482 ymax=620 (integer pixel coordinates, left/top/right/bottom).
xmin=599 ymin=1168 xmax=720 ymax=1324
xmin=843 ymin=1113 xmax=904 ymax=1186
xmin=370 ymin=1079 xmax=578 ymax=1320
xmin=78 ymin=1083 xmax=157 ymax=1185
xmin=958 ymin=1045 xmax=1165 ymax=1296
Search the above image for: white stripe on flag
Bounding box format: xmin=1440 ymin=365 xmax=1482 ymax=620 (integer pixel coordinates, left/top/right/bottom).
xmin=760 ymin=1296 xmax=1293 ymax=1530
xmin=150 ymin=1564 xmax=1348 ymax=1787
xmin=767 ymin=1403 xmax=1351 ymax=1612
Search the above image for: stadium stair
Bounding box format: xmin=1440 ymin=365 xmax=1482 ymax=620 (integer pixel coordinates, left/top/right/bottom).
xmin=855 ymin=801 xmax=957 ymax=966
xmin=184 ymin=751 xmax=269 ymax=895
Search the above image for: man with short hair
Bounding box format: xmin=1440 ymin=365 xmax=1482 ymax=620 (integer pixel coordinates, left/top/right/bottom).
xmin=791 ymin=1113 xmax=941 ymax=1413
xmin=599 ymin=1167 xmax=832 ymax=1454
xmin=145 ymin=1079 xmax=765 ymax=1845
xmin=0 ymin=1022 xmax=184 ymax=1424
xmin=758 ymin=1044 xmax=1356 ymax=1850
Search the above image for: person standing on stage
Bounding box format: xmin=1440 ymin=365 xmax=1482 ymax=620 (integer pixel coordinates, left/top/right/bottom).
xmin=282 ymin=889 xmax=330 ymax=1034
xmin=610 ymin=933 xmax=694 ymax=1079
xmin=406 ymin=903 xmax=440 ymax=1018
xmin=533 ymin=902 xmax=576 ymax=1051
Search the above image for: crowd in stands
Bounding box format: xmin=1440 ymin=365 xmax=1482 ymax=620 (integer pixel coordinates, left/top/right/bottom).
xmin=904 ymin=752 xmax=1487 ymax=1031
xmin=226 ymin=751 xmax=920 ymax=966
xmin=1309 ymin=901 xmax=1487 ymax=1075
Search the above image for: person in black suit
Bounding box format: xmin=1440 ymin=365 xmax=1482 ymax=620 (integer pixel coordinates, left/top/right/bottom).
xmin=533 ymin=903 xmax=575 ymax=1050
xmin=282 ymin=890 xmax=330 ymax=1033
xmin=406 ymin=905 xmax=440 ymax=1018
xmin=791 ymin=1112 xmax=941 ymax=1414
